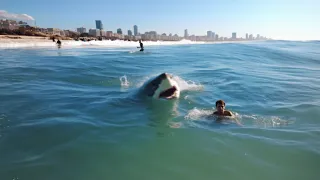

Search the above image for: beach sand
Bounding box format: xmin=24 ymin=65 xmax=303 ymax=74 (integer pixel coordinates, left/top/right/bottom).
xmin=0 ymin=35 xmax=50 ymax=43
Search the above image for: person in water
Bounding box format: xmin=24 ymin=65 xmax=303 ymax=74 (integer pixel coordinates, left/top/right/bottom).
xmin=213 ymin=100 xmax=243 ymax=126
xmin=138 ymin=40 xmax=144 ymax=51
xmin=56 ymin=39 xmax=62 ymax=48
xmin=213 ymin=100 xmax=233 ymax=116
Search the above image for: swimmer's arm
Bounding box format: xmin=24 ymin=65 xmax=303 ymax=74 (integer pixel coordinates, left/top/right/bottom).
xmin=234 ymin=118 xmax=243 ymax=127
xmin=227 ymin=111 xmax=243 ymax=127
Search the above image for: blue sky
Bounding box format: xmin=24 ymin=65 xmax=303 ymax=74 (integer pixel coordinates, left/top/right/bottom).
xmin=1 ymin=0 xmax=319 ymax=40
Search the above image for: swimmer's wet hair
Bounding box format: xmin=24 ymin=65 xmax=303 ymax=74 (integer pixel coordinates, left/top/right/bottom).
xmin=216 ymin=100 xmax=225 ymax=107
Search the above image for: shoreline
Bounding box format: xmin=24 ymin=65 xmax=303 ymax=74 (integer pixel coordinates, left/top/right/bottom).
xmin=0 ymin=35 xmax=271 ymax=49
xmin=0 ymin=35 xmax=265 ymax=43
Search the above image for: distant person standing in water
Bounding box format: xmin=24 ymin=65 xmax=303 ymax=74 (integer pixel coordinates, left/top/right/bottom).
xmin=56 ymin=39 xmax=62 ymax=48
xmin=137 ymin=40 xmax=144 ymax=51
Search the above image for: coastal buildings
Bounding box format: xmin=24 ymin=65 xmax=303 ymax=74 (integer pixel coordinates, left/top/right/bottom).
xmin=89 ymin=29 xmax=100 ymax=37
xmin=77 ymin=27 xmax=86 ymax=34
xmin=0 ymin=18 xmax=269 ymax=41
xmin=95 ymin=20 xmax=103 ymax=30
xmin=207 ymin=31 xmax=211 ymax=38
xmin=117 ymin=28 xmax=122 ymax=34
xmin=232 ymin=32 xmax=237 ymax=39
xmin=106 ymin=31 xmax=113 ymax=37
xmin=0 ymin=19 xmax=18 ymax=30
xmin=47 ymin=28 xmax=61 ymax=35
xmin=184 ymin=29 xmax=188 ymax=38
xmin=207 ymin=31 xmax=215 ymax=40
xmin=141 ymin=31 xmax=157 ymax=40
xmin=134 ymin=25 xmax=138 ymax=36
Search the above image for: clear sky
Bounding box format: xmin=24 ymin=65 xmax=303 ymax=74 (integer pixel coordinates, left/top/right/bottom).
xmin=1 ymin=0 xmax=319 ymax=40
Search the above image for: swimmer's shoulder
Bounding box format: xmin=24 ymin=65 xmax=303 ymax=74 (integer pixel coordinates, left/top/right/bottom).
xmin=224 ymin=110 xmax=233 ymax=117
xmin=212 ymin=110 xmax=233 ymax=116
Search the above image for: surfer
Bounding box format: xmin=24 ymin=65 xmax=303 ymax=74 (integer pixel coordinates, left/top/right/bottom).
xmin=212 ymin=100 xmax=243 ymax=126
xmin=137 ymin=40 xmax=144 ymax=51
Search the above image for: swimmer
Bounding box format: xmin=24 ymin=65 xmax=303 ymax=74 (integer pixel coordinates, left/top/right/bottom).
xmin=213 ymin=100 xmax=243 ymax=126
xmin=213 ymin=100 xmax=233 ymax=116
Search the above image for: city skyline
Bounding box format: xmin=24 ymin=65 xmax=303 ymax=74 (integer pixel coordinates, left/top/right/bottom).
xmin=78 ymin=21 xmax=266 ymax=40
xmin=1 ymin=0 xmax=319 ymax=40
xmin=0 ymin=15 xmax=273 ymax=40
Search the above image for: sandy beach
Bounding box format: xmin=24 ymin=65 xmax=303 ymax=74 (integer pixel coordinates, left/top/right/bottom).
xmin=0 ymin=35 xmax=50 ymax=42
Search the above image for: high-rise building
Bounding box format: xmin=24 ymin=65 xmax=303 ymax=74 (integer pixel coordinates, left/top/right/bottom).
xmin=184 ymin=29 xmax=188 ymax=38
xmin=232 ymin=32 xmax=237 ymax=39
xmin=207 ymin=31 xmax=212 ymax=38
xmin=77 ymin=27 xmax=87 ymax=34
xmin=246 ymin=33 xmax=249 ymax=40
xmin=215 ymin=34 xmax=219 ymax=41
xmin=89 ymin=29 xmax=100 ymax=37
xmin=257 ymin=34 xmax=260 ymax=39
xmin=134 ymin=25 xmax=138 ymax=36
xmin=249 ymin=34 xmax=253 ymax=40
xmin=207 ymin=31 xmax=215 ymax=40
xmin=117 ymin=28 xmax=122 ymax=34
xmin=100 ymin=30 xmax=106 ymax=36
xmin=95 ymin=20 xmax=103 ymax=30
xmin=128 ymin=30 xmax=133 ymax=36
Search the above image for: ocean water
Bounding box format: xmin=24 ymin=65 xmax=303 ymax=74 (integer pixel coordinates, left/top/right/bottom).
xmin=0 ymin=40 xmax=319 ymax=180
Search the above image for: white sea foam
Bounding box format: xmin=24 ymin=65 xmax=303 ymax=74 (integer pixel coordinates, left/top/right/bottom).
xmin=119 ymin=75 xmax=130 ymax=87
xmin=183 ymin=107 xmax=294 ymax=127
xmin=238 ymin=114 xmax=295 ymax=127
xmin=184 ymin=107 xmax=213 ymax=120
xmin=133 ymin=73 xmax=203 ymax=92
xmin=172 ymin=75 xmax=204 ymax=91
xmin=0 ymin=39 xmax=206 ymax=49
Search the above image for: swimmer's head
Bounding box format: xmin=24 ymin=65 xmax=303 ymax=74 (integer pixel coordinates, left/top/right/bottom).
xmin=215 ymin=100 xmax=225 ymax=113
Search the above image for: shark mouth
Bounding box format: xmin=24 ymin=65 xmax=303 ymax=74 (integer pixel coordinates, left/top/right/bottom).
xmin=159 ymin=86 xmax=177 ymax=99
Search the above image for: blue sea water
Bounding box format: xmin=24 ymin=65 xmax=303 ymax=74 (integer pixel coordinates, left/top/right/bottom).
xmin=0 ymin=41 xmax=320 ymax=180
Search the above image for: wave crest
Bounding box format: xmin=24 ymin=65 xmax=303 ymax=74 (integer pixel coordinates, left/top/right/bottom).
xmin=0 ymin=39 xmax=205 ymax=49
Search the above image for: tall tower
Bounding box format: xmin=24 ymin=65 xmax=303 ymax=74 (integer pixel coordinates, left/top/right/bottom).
xmin=207 ymin=31 xmax=213 ymax=39
xmin=134 ymin=25 xmax=138 ymax=36
xmin=95 ymin=20 xmax=103 ymax=30
xmin=117 ymin=28 xmax=123 ymax=34
xmin=184 ymin=29 xmax=188 ymax=38
xmin=232 ymin=32 xmax=237 ymax=39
